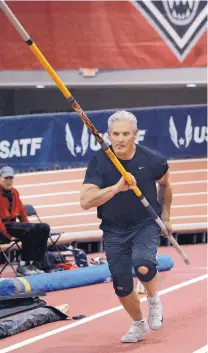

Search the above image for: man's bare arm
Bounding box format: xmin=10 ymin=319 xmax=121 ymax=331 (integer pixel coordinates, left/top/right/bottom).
xmin=80 ymin=174 xmax=137 ymax=210
xmin=157 ymin=170 xmax=172 ymax=221
xmin=80 ymin=184 xmax=116 ymax=210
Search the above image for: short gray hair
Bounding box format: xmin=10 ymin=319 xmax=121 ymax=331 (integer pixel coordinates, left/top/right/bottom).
xmin=108 ymin=110 xmax=137 ymax=133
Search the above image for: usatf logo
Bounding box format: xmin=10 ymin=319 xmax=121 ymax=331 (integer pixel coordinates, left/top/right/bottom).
xmin=0 ymin=138 xmax=43 ymax=159
xmin=65 ymin=123 xmax=146 ymax=157
xmin=169 ymin=115 xmax=207 ymax=148
xmin=169 ymin=115 xmax=192 ymax=148
xmin=131 ymin=0 xmax=207 ymax=61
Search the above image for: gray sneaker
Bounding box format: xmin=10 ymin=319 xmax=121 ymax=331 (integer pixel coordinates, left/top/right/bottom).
xmin=148 ymin=293 xmax=163 ymax=330
xmin=32 ymin=266 xmax=45 ymax=274
xmin=17 ymin=265 xmax=37 ymax=276
xmin=121 ymin=320 xmax=149 ymax=343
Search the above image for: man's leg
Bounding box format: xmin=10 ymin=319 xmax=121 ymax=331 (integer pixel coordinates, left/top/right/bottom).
xmin=118 ymin=290 xmax=143 ymax=321
xmin=6 ymin=223 xmax=49 ymax=260
xmin=5 ymin=222 xmax=49 ymax=275
xmin=135 ymin=278 xmax=146 ymax=294
xmin=132 ymin=220 xmax=163 ymax=330
xmin=104 ymin=231 xmax=149 ymax=343
xmin=5 ymin=223 xmax=38 ymax=275
xmin=30 ymin=223 xmax=50 ymax=261
xmin=138 ymin=272 xmax=159 ymax=297
xmin=30 ymin=223 xmax=50 ymax=273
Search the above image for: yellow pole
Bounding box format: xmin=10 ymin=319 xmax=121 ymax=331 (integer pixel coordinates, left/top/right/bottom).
xmin=0 ymin=0 xmax=190 ymax=264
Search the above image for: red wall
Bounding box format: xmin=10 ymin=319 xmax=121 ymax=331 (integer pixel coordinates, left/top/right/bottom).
xmin=0 ymin=1 xmax=206 ymax=70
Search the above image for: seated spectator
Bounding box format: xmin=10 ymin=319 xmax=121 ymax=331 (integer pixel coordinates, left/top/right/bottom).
xmin=0 ymin=166 xmax=50 ymax=276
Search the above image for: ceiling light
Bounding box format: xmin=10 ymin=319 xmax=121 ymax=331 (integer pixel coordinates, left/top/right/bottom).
xmin=186 ymin=83 xmax=197 ymax=88
xmin=36 ymin=84 xmax=45 ymax=89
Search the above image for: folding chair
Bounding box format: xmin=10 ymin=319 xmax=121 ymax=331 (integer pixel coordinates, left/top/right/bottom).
xmin=0 ymin=239 xmax=21 ymax=276
xmin=24 ymin=204 xmax=65 ymax=260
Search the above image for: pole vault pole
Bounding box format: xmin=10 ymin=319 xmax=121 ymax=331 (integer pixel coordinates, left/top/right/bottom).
xmin=0 ymin=0 xmax=190 ymax=265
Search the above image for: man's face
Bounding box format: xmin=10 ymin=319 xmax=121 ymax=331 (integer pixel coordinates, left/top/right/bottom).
xmin=108 ymin=120 xmax=138 ymax=157
xmin=0 ymin=176 xmax=14 ymax=190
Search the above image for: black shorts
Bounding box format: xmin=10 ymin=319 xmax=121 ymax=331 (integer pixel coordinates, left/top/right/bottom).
xmin=103 ymin=219 xmax=160 ymax=278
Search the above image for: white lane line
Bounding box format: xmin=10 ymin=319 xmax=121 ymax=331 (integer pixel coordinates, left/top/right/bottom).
xmin=29 ymin=213 xmax=206 ymax=221
xmin=16 ymin=168 xmax=86 ymax=177
xmin=50 ymin=229 xmax=101 ymax=237
xmin=29 ymin=211 xmax=96 ymax=220
xmin=1 ymin=274 xmax=207 ymax=353
xmin=171 ymin=180 xmax=207 ymax=185
xmin=50 ymin=222 xmax=208 ymax=231
xmin=168 ymin=158 xmax=207 ymax=163
xmin=50 ymin=221 xmax=208 ymax=230
xmin=192 ymin=345 xmax=208 ymax=353
xmin=17 ymin=180 xmax=83 ymax=188
xmin=171 ymin=215 xmax=206 ymax=220
xmin=35 ymin=202 xmax=80 ymax=208
xmin=173 ymin=222 xmax=207 ymax=229
xmin=21 ymin=191 xmax=207 ymax=200
xmin=175 ymin=192 xmax=206 ymax=197
xmin=21 ymin=191 xmax=80 ymax=199
xmin=171 ymin=169 xmax=206 ymax=174
xmin=16 ymin=179 xmax=207 ymax=188
xmin=50 ymin=222 xmax=100 ymax=229
xmin=51 ymin=224 xmax=100 ymax=230
xmin=172 ymin=203 xmax=207 ymax=209
xmin=50 ymin=223 xmax=208 ymax=231
xmin=32 ymin=202 xmax=207 ymax=210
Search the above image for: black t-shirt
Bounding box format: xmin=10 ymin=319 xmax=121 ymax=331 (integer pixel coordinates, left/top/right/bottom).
xmin=83 ymin=144 xmax=169 ymax=232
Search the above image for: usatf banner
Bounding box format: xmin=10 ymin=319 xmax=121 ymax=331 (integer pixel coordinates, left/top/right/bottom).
xmin=0 ymin=105 xmax=206 ymax=171
xmin=0 ymin=1 xmax=207 ymax=69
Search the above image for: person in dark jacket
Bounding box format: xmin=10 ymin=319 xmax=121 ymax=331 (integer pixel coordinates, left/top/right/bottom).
xmin=0 ymin=166 xmax=50 ymax=276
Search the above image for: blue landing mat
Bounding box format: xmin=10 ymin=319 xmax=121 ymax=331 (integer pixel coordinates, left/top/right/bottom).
xmin=0 ymin=255 xmax=174 ymax=296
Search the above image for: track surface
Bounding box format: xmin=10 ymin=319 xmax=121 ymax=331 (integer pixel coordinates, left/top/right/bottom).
xmin=0 ymin=245 xmax=207 ymax=353
xmin=0 ymin=158 xmax=207 ymax=353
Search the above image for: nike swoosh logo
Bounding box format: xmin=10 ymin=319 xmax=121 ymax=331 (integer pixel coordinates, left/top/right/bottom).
xmin=139 ymin=166 xmax=144 ymax=170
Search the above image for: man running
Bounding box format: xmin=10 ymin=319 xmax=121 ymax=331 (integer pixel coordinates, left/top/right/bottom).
xmin=80 ymin=110 xmax=172 ymax=343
